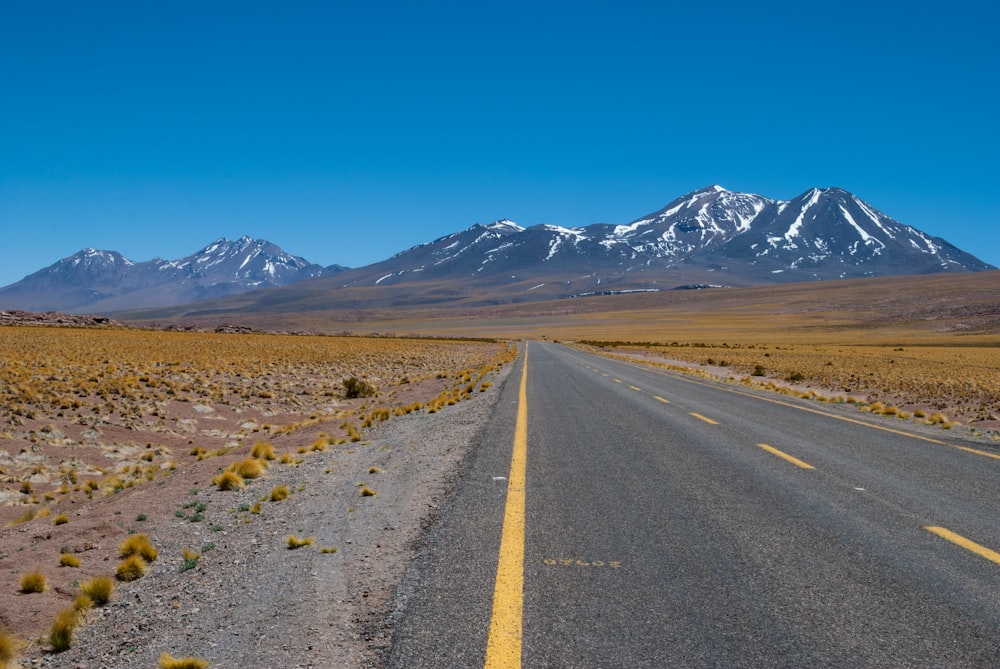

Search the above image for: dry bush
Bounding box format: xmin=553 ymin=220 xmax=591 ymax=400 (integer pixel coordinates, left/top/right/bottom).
xmin=59 ymin=553 xmax=81 ymax=568
xmin=212 ymin=470 xmax=244 ymax=491
xmin=49 ymin=608 xmax=78 ymax=652
xmin=116 ymin=555 xmax=147 ymax=582
xmin=250 ymin=441 xmax=276 ymax=460
xmin=81 ymin=576 xmax=115 ymax=606
xmin=286 ymin=535 xmax=314 ymax=549
xmin=0 ymin=628 xmax=22 ymax=669
xmin=19 ymin=571 xmax=46 ymax=593
xmin=231 ymin=458 xmax=265 ymax=480
xmin=158 ymin=652 xmax=210 ymax=669
xmin=120 ymin=533 xmax=158 ymax=562
xmin=269 ymin=485 xmax=290 ymax=502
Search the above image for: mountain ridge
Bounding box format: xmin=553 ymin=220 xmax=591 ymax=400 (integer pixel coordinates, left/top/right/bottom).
xmin=0 ymin=186 xmax=993 ymax=314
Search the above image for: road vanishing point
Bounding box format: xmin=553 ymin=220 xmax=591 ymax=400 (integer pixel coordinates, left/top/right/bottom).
xmin=386 ymin=342 xmax=1000 ymax=668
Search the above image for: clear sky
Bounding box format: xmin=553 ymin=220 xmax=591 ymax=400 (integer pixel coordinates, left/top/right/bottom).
xmin=2 ymin=1 xmax=997 ymax=287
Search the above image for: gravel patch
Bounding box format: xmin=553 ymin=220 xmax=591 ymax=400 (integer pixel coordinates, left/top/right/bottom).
xmin=31 ymin=362 xmax=513 ymax=669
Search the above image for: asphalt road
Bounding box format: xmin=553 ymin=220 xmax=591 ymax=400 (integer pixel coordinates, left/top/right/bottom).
xmin=385 ymin=342 xmax=1000 ymax=668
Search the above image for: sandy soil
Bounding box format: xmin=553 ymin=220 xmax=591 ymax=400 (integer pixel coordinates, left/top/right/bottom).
xmin=0 ymin=347 xmax=513 ymax=668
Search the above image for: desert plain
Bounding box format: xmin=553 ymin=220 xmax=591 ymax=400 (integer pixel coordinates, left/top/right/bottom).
xmin=0 ymin=270 xmax=998 ymax=666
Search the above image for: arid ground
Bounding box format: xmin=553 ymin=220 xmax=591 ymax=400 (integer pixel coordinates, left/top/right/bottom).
xmin=1 ymin=272 xmax=998 ymax=666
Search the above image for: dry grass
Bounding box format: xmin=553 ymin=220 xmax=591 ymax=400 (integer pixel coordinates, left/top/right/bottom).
xmin=0 ymin=325 xmax=513 ymax=655
xmin=212 ymin=470 xmax=244 ymax=491
xmin=157 ymin=651 xmax=209 ymax=669
xmin=116 ymin=555 xmax=147 ymax=582
xmin=120 ymin=533 xmax=158 ymax=562
xmin=58 ymin=553 xmax=81 ymax=568
xmin=48 ymin=608 xmax=78 ymax=653
xmin=158 ymin=651 xmax=210 ymax=669
xmin=285 ymin=535 xmax=314 ymax=549
xmin=19 ymin=571 xmax=46 ymax=594
xmin=0 ymin=629 xmax=22 ymax=669
xmin=80 ymin=576 xmax=115 ymax=606
xmin=269 ymin=484 xmax=290 ymax=502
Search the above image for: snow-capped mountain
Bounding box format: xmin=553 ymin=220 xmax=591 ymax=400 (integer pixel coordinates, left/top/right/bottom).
xmin=0 ymin=237 xmax=346 ymax=313
xmin=1 ymin=187 xmax=992 ymax=315
xmin=335 ymin=185 xmax=992 ymax=301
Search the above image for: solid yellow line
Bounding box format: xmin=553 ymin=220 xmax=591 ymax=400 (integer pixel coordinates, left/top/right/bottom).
xmin=484 ymin=345 xmax=529 ymax=668
xmin=925 ymin=526 xmax=1000 ymax=566
xmin=757 ymin=443 xmax=815 ymax=470
xmin=955 ymin=445 xmax=1000 ymax=461
xmin=689 ymin=412 xmax=719 ymax=425
xmin=654 ymin=396 xmax=670 ymax=404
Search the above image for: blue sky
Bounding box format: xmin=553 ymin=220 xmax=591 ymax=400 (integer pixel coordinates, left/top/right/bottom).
xmin=2 ymin=1 xmax=997 ymax=287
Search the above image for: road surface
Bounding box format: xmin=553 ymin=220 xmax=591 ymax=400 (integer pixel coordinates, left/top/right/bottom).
xmin=386 ymin=342 xmax=1000 ymax=667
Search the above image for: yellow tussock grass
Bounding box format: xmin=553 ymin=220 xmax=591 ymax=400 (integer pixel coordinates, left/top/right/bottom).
xmin=81 ymin=576 xmax=114 ymax=606
xmin=120 ymin=533 xmax=158 ymax=562
xmin=0 ymin=629 xmax=23 ymax=669
xmin=49 ymin=608 xmax=78 ymax=653
xmin=116 ymin=555 xmax=147 ymax=582
xmin=158 ymin=651 xmax=210 ymax=669
xmin=19 ymin=571 xmax=46 ymax=593
xmin=286 ymin=535 xmax=314 ymax=549
xmin=59 ymin=553 xmax=81 ymax=568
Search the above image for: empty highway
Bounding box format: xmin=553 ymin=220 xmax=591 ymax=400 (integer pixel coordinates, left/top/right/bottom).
xmin=386 ymin=341 xmax=1000 ymax=667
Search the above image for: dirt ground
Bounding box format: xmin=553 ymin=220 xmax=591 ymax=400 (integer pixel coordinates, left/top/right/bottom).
xmin=0 ymin=327 xmax=514 ymax=668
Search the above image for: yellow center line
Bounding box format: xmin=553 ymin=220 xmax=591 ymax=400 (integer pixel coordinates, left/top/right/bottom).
xmin=925 ymin=526 xmax=1000 ymax=566
xmin=757 ymin=443 xmax=816 ymax=469
xmin=654 ymin=396 xmax=670 ymax=404
xmin=613 ymin=378 xmax=622 ymax=384
xmin=628 ymin=385 xmax=642 ymax=392
xmin=689 ymin=412 xmax=719 ymax=425
xmin=484 ymin=345 xmax=529 ymax=668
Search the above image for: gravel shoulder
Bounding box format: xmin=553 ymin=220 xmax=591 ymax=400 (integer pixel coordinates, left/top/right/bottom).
xmin=31 ymin=362 xmax=513 ymax=669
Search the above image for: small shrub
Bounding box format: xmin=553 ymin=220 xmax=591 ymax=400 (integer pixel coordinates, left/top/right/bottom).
xmin=269 ymin=485 xmax=289 ymax=502
xmin=360 ymin=486 xmax=377 ymax=497
xmin=232 ymin=458 xmax=265 ymax=480
xmin=179 ymin=548 xmax=200 ymax=572
xmin=320 ymin=546 xmax=338 ymax=554
xmin=120 ymin=533 xmax=158 ymax=562
xmin=116 ymin=555 xmax=147 ymax=582
xmin=212 ymin=471 xmax=243 ymax=491
xmin=59 ymin=553 xmax=81 ymax=568
xmin=19 ymin=571 xmax=46 ymax=593
xmin=73 ymin=594 xmax=93 ymax=613
xmin=0 ymin=628 xmax=23 ymax=668
xmin=286 ymin=535 xmax=314 ymax=549
xmin=752 ymin=365 xmax=766 ymax=376
xmin=49 ymin=608 xmax=78 ymax=652
xmin=52 ymin=513 xmax=70 ymax=525
xmin=250 ymin=441 xmax=276 ymax=461
xmin=342 ymin=377 xmax=376 ymax=399
xmin=81 ymin=576 xmax=114 ymax=606
xmin=158 ymin=651 xmax=210 ymax=669
xmin=787 ymin=372 xmax=805 ymax=382
xmin=136 ymin=513 xmax=148 ymax=521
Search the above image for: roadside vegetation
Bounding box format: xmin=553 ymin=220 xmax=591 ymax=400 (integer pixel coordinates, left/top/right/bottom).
xmin=580 ymin=339 xmax=1000 ymax=434
xmin=0 ymin=324 xmax=515 ymax=655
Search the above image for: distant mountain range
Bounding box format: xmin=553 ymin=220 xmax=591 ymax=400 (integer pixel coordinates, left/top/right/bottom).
xmin=0 ymin=236 xmax=346 ymax=313
xmin=0 ymin=186 xmax=994 ymax=314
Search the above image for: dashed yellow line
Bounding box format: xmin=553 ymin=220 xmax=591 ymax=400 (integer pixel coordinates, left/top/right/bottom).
xmin=689 ymin=412 xmax=719 ymax=425
xmin=484 ymin=346 xmax=529 ymax=668
xmin=925 ymin=526 xmax=1000 ymax=566
xmin=757 ymin=443 xmax=815 ymax=470
xmin=628 ymin=385 xmax=642 ymax=392
xmin=613 ymin=378 xmax=622 ymax=384
xmin=654 ymin=396 xmax=670 ymax=404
